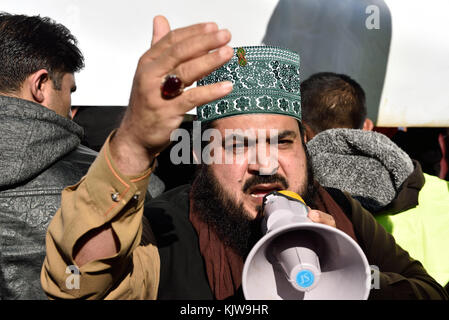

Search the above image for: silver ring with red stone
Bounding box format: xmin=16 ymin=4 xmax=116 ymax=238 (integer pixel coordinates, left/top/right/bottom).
xmin=160 ymin=74 xmax=185 ymax=99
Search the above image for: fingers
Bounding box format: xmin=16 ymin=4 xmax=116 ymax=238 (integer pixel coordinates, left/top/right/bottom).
xmin=152 ymin=29 xmax=232 ymax=78
xmin=145 ymin=22 xmax=219 ymax=61
xmin=151 ymin=15 xmax=171 ymax=46
xmin=174 ymin=80 xmax=233 ymax=114
xmin=308 ymin=210 xmax=337 ymax=228
xmin=141 ymin=17 xmax=233 ymax=98
xmin=175 ymin=45 xmax=234 ymax=86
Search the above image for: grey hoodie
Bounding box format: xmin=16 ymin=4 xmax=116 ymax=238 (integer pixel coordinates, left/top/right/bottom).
xmin=0 ymin=95 xmax=95 ymax=299
xmin=0 ymin=95 xmax=165 ymax=299
xmin=307 ymin=128 xmax=415 ymax=212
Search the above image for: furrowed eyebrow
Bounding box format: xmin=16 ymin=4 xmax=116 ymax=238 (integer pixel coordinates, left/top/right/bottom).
xmin=268 ymin=130 xmax=297 ymax=142
xmin=222 ymin=134 xmax=256 ymax=147
xmin=221 ymin=129 xmax=297 ymax=147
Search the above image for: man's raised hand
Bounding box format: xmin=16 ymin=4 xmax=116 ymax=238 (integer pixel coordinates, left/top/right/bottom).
xmin=110 ymin=16 xmax=233 ymax=175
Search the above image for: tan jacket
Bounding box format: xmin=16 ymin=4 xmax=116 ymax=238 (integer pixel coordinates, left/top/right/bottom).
xmin=41 ymin=135 xmax=160 ymax=299
xmin=41 ymin=136 xmax=448 ymax=300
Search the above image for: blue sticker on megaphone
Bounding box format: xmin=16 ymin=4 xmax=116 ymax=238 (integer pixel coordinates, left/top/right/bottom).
xmin=296 ymin=270 xmax=315 ymax=288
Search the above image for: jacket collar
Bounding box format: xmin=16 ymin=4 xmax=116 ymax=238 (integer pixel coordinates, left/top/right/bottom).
xmin=0 ymin=95 xmax=83 ymax=187
xmin=379 ymin=160 xmax=425 ymax=215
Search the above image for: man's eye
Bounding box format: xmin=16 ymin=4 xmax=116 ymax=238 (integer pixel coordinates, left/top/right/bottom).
xmin=224 ymin=143 xmax=243 ymax=151
xmin=277 ymin=139 xmax=292 ymax=145
xmin=224 ymin=143 xmax=247 ymax=155
xmin=232 ymin=144 xmax=246 ymax=154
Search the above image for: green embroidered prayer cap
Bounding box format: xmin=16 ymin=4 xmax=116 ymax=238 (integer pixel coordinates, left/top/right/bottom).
xmin=197 ymin=46 xmax=301 ymax=122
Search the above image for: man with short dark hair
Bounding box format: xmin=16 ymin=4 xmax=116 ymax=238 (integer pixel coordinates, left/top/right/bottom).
xmin=0 ymin=13 xmax=83 ymax=118
xmin=0 ymin=13 xmax=165 ymax=300
xmin=0 ymin=12 xmax=97 ymax=299
xmin=300 ymin=72 xmax=373 ymax=141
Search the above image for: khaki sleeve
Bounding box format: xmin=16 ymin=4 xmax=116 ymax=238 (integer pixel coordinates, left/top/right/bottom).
xmin=41 ymin=133 xmax=160 ymax=299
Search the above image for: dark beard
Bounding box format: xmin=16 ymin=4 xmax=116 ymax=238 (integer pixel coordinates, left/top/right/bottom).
xmin=191 ymin=158 xmax=316 ymax=258
xmin=191 ymin=165 xmax=263 ymax=257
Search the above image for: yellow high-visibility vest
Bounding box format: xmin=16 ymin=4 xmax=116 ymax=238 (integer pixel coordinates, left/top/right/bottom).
xmin=376 ymin=173 xmax=449 ymax=287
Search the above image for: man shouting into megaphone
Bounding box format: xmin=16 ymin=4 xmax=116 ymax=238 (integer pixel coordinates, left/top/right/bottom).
xmin=41 ymin=16 xmax=447 ymax=300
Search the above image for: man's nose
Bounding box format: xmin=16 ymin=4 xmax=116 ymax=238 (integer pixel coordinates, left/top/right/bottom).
xmin=247 ymin=143 xmax=279 ymax=176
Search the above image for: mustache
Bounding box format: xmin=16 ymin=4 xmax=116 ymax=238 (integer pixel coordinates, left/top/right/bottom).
xmin=242 ymin=174 xmax=289 ymax=193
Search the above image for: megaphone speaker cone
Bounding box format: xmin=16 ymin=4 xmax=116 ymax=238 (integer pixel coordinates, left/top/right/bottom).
xmin=242 ymin=223 xmax=371 ymax=300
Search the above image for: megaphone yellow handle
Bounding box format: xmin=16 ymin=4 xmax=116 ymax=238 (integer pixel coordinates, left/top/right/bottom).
xmin=277 ymin=190 xmax=306 ymax=205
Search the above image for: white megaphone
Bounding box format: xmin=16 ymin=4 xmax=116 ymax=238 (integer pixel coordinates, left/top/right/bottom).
xmin=242 ymin=190 xmax=371 ymax=300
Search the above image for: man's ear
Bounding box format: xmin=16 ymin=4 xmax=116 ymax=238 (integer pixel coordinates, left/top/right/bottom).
xmin=28 ymin=69 xmax=50 ymax=103
xmin=362 ymin=118 xmax=374 ymax=131
xmin=302 ymin=121 xmax=316 ymax=143
xmin=70 ymin=106 xmax=80 ymax=120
